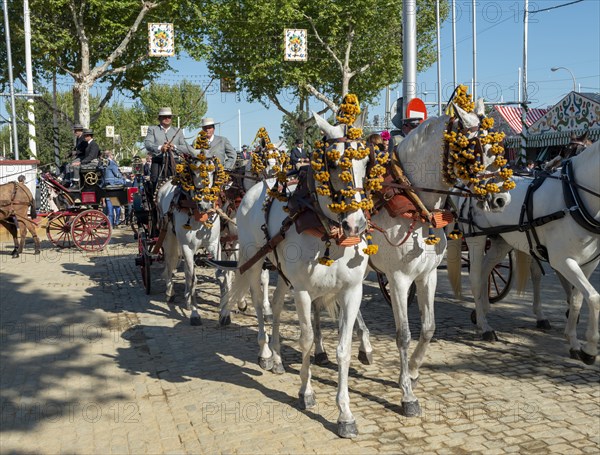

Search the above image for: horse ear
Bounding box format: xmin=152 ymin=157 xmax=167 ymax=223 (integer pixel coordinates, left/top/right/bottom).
xmin=474 ymin=98 xmax=485 ymax=117
xmin=353 ymin=106 xmax=368 ymax=129
xmin=313 ymin=112 xmax=345 ymax=139
xmin=453 ymin=103 xmax=480 ymax=129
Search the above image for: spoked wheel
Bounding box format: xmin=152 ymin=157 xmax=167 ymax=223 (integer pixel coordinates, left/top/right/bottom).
xmin=46 ymin=213 xmax=74 ymax=248
xmin=137 ymin=232 xmax=152 ymax=294
xmin=376 ymin=272 xmax=417 ymax=307
xmin=462 ymin=239 xmax=514 ymax=304
xmin=487 ymin=250 xmax=514 ymax=303
xmin=70 ymin=209 xmax=112 ymax=251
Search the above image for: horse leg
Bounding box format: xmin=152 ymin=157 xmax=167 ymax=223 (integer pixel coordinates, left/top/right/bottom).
xmin=335 ymin=287 xmax=362 ymax=439
xmin=296 ymin=289 xmax=316 ymax=410
xmin=3 ymin=220 xmax=19 ymax=257
xmin=162 ymin=231 xmax=180 ymax=304
xmin=387 ymin=272 xmax=421 ymax=417
xmin=313 ymin=299 xmax=329 ymax=365
xmin=553 ymin=257 xmax=599 ymax=364
xmin=17 ymin=220 xmax=27 ymax=257
xmin=466 ymin=237 xmax=497 ymax=340
xmin=530 ymin=260 xmax=550 ymax=329
xmin=248 ymin=274 xmax=273 ymax=370
xmin=260 ymin=267 xmax=273 ymax=323
xmin=409 ymin=271 xmax=437 ymax=387
xmin=24 ymin=219 xmax=41 ymax=255
xmin=181 ymin=243 xmax=201 ymax=326
xmin=269 ymin=278 xmax=289 ymax=375
xmin=356 ymin=309 xmax=373 ymax=365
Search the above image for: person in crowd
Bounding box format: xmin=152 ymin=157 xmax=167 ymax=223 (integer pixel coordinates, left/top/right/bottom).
xmin=103 ymin=151 xmax=127 ymax=186
xmin=388 ymin=117 xmax=423 ymax=154
xmin=240 ymin=145 xmax=250 ymax=160
xmin=380 ymin=130 xmax=391 ymax=152
xmin=71 ymin=129 xmax=100 ymax=189
xmin=201 ymin=117 xmax=237 ymax=170
xmin=144 ymin=107 xmax=196 ymax=192
xmin=367 ymin=133 xmax=385 ymax=152
xmin=143 ymin=155 xmax=152 ymax=178
xmin=290 ymin=138 xmax=308 ymax=170
xmin=62 ymin=123 xmax=87 ymax=183
xmin=525 ymin=160 xmax=535 ymax=173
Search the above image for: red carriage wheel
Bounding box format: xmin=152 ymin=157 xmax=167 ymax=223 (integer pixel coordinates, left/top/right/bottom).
xmin=46 ymin=213 xmax=74 ymax=248
xmin=70 ymin=209 xmax=112 ymax=251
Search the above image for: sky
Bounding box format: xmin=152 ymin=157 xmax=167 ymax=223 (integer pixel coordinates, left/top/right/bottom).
xmin=3 ymin=0 xmax=600 ymax=151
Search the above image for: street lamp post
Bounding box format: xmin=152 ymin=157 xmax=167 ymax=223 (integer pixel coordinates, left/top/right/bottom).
xmin=551 ymin=66 xmax=577 ymax=92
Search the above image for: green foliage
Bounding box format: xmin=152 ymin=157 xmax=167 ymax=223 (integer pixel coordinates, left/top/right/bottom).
xmin=135 ymin=81 xmax=208 ymax=129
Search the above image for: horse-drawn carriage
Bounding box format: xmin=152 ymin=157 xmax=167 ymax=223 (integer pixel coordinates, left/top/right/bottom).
xmin=42 ymin=161 xmax=136 ymax=251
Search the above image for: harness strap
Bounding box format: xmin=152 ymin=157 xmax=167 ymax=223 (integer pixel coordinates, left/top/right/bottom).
xmin=519 ymin=175 xmax=549 ymax=261
xmin=370 ymin=219 xmax=417 ymax=247
xmin=562 ymin=160 xmax=600 ymax=234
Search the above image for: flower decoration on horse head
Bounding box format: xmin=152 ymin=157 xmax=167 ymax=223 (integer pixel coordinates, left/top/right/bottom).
xmin=250 ymin=127 xmax=291 ymax=202
xmin=311 ymin=93 xmax=389 ymax=259
xmin=442 ymin=84 xmax=516 ymax=197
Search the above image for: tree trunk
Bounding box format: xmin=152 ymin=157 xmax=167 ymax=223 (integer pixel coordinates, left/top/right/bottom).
xmin=73 ymin=81 xmax=91 ymax=128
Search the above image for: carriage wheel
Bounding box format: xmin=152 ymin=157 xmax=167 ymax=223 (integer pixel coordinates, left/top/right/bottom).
xmin=138 ymin=232 xmax=152 ymax=294
xmin=488 ymin=250 xmax=514 ymax=303
xmin=376 ymin=272 xmax=417 ymax=307
xmin=46 ymin=213 xmax=74 ymax=248
xmin=70 ymin=209 xmax=112 ymax=251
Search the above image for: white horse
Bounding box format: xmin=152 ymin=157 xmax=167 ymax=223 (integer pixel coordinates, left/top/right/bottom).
xmin=448 ymin=141 xmax=599 ymax=363
xmin=366 ymin=100 xmax=512 ymax=417
xmin=220 ymin=112 xmax=373 ymax=438
xmin=156 ymin=156 xmax=224 ymax=326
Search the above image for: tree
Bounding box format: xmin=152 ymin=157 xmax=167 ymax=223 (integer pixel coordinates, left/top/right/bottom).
xmin=0 ymin=0 xmax=208 ymax=128
xmin=186 ymin=0 xmax=447 ymax=135
xmin=135 ymin=80 xmax=209 ymax=129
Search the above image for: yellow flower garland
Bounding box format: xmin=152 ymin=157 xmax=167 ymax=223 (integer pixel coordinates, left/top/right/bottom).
xmin=442 ymin=85 xmax=515 ymax=197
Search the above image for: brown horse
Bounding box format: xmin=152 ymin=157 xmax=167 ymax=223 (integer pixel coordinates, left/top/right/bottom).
xmin=0 ymin=180 xmax=41 ymax=258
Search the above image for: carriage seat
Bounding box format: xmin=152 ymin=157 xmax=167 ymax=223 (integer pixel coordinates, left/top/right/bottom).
xmin=104 ymin=184 xmax=125 ymax=191
xmin=80 ymin=161 xmax=100 ymax=172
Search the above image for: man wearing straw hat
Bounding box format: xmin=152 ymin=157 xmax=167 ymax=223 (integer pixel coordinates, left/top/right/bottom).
xmin=144 ymin=107 xmax=196 ymax=190
xmin=200 ymin=117 xmax=237 ymax=170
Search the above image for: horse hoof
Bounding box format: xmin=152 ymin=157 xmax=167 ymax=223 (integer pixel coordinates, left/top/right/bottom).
xmin=482 ymin=331 xmax=498 ymax=342
xmin=536 ymin=319 xmax=551 ymax=330
xmin=337 ymin=420 xmax=358 ymax=439
xmin=298 ymin=393 xmax=316 ymax=410
xmin=219 ymin=315 xmax=231 ymax=327
xmin=402 ymin=400 xmax=422 ymax=417
xmin=190 ymin=316 xmax=202 ymax=326
xmin=358 ymin=350 xmax=373 ymax=365
xmin=314 ymin=352 xmax=330 ymax=366
xmin=263 ymin=313 xmax=273 ymax=324
xmin=569 ymin=348 xmax=582 ymax=361
xmin=579 ymin=350 xmax=596 ymax=365
xmin=11 ymin=252 xmax=19 ymax=259
xmin=237 ymin=302 xmax=247 ymax=312
xmin=470 ymin=310 xmax=477 ymax=325
xmin=34 ymin=250 xmax=41 ymax=255
xmin=258 ymin=356 xmax=273 ymax=371
xmin=271 ymin=362 xmax=285 ymax=375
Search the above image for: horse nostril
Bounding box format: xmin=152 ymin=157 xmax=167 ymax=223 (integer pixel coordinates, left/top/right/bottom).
xmin=495 ymin=197 xmax=505 ymax=208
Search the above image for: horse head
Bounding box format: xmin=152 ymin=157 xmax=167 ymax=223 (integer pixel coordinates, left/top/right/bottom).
xmin=313 ymin=112 xmax=371 ymax=237
xmin=446 ymin=91 xmax=514 ymax=212
xmin=178 ymin=153 xmax=226 ymax=213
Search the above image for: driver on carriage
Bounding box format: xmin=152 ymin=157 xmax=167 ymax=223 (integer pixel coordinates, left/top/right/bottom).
xmin=144 ymin=107 xmax=198 ymax=193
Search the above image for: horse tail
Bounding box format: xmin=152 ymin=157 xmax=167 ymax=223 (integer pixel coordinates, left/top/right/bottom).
xmin=220 ymin=268 xmax=253 ymax=314
xmin=446 ymin=237 xmax=463 ymax=298
xmin=29 ymin=198 xmax=37 ymax=219
xmin=514 ymin=250 xmax=531 ymax=295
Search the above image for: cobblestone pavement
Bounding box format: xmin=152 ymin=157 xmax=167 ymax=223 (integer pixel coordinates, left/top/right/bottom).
xmin=1 ymin=229 xmax=599 ymax=454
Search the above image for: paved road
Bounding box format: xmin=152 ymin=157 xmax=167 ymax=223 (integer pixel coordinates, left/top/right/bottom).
xmin=1 ymin=229 xmax=598 ymax=454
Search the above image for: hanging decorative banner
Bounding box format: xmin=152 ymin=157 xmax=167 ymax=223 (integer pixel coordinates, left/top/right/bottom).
xmin=284 ymin=29 xmax=307 ymax=61
xmin=148 ymin=23 xmax=175 ymax=57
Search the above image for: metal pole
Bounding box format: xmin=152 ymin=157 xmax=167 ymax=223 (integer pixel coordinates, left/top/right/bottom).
xmin=452 ymin=0 xmax=457 ymax=88
xmin=519 ymin=0 xmax=529 ymax=166
xmin=436 ymin=0 xmax=442 ymax=115
xmin=472 ymin=0 xmax=477 ymax=100
xmin=238 ymin=109 xmax=242 ymax=151
xmin=3 ymin=0 xmax=19 ymax=159
xmin=403 ymin=0 xmax=417 ymax=112
xmin=518 ymin=67 xmax=522 ymax=103
xmin=52 ymin=73 xmax=61 ymax=169
xmin=384 ymin=86 xmax=390 ymax=129
xmin=23 ymin=0 xmax=36 ymax=158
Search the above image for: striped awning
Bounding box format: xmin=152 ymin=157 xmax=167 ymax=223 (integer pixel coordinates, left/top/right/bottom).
xmin=503 ymin=127 xmax=600 ymax=149
xmin=493 ymin=106 xmax=547 ymax=134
